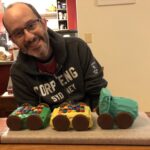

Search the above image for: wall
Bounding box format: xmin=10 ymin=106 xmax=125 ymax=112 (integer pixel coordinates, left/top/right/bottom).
xmin=0 ymin=0 xmax=4 ymax=32
xmin=76 ymin=0 xmax=150 ymax=111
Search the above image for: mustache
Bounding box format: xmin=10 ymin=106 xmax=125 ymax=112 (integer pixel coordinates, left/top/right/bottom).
xmin=24 ymin=36 xmax=42 ymax=49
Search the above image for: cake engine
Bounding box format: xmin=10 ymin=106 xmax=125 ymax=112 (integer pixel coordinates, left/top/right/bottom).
xmin=96 ymin=88 xmax=138 ymax=129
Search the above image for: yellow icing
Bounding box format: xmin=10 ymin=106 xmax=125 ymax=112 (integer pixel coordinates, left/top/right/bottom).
xmin=50 ymin=105 xmax=93 ymax=129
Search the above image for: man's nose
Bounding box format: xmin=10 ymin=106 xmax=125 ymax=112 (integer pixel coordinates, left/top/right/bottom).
xmin=23 ymin=29 xmax=35 ymax=41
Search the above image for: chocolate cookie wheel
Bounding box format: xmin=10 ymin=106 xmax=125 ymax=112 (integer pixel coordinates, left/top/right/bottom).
xmin=52 ymin=115 xmax=70 ymax=131
xmin=72 ymin=114 xmax=89 ymax=131
xmin=97 ymin=113 xmax=114 ymax=129
xmin=115 ymin=112 xmax=134 ymax=129
xmin=6 ymin=116 xmax=23 ymax=130
xmin=26 ymin=115 xmax=43 ymax=130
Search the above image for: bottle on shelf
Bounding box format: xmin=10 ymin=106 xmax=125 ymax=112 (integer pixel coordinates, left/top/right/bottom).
xmin=57 ymin=0 xmax=68 ymax=30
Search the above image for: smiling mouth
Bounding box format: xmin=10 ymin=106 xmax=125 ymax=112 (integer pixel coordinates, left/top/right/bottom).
xmin=25 ymin=36 xmax=41 ymax=50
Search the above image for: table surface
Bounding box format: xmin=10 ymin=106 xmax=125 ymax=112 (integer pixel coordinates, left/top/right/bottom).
xmin=0 ymin=113 xmax=150 ymax=150
xmin=0 ymin=61 xmax=13 ymax=65
xmin=0 ymin=144 xmax=150 ymax=150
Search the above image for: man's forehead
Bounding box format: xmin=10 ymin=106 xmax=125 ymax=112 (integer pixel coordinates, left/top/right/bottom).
xmin=5 ymin=3 xmax=33 ymax=15
xmin=4 ymin=4 xmax=35 ymax=22
xmin=3 ymin=3 xmax=36 ymax=32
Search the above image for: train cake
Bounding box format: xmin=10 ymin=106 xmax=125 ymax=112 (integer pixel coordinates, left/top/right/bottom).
xmin=50 ymin=102 xmax=93 ymax=131
xmin=6 ymin=103 xmax=51 ymax=130
xmin=96 ymin=88 xmax=138 ymax=129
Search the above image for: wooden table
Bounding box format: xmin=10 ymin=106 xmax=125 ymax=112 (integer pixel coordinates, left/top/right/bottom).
xmin=0 ymin=113 xmax=150 ymax=150
xmin=0 ymin=144 xmax=150 ymax=150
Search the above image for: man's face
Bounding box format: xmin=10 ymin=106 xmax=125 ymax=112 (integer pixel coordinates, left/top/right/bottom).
xmin=3 ymin=4 xmax=51 ymax=61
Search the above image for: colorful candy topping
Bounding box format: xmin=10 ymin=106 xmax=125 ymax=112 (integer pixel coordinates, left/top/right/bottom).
xmin=14 ymin=103 xmax=47 ymax=116
xmin=59 ymin=102 xmax=86 ymax=114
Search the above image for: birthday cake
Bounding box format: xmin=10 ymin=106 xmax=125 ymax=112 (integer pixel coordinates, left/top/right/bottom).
xmin=50 ymin=102 xmax=93 ymax=131
xmin=6 ymin=103 xmax=51 ymax=130
xmin=96 ymin=88 xmax=138 ymax=129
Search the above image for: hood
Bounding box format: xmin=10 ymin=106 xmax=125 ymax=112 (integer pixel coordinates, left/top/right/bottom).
xmin=11 ymin=28 xmax=67 ymax=75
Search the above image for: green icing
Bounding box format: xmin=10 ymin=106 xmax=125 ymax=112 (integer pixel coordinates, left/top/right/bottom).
xmin=39 ymin=107 xmax=51 ymax=128
xmin=99 ymin=88 xmax=138 ymax=119
xmin=8 ymin=103 xmax=51 ymax=130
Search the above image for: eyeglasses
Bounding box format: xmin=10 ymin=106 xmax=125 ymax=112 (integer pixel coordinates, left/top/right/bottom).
xmin=9 ymin=19 xmax=41 ymax=39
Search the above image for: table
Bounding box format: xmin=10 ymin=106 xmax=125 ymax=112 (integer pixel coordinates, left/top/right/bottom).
xmin=0 ymin=144 xmax=150 ymax=150
xmin=0 ymin=113 xmax=150 ymax=150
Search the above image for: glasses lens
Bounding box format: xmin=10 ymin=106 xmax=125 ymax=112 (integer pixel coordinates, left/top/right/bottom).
xmin=10 ymin=19 xmax=40 ymax=39
xmin=26 ymin=19 xmax=39 ymax=31
xmin=12 ymin=29 xmax=24 ymax=39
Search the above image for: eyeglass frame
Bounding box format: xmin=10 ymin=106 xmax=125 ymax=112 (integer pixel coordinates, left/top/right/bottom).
xmin=9 ymin=18 xmax=41 ymax=40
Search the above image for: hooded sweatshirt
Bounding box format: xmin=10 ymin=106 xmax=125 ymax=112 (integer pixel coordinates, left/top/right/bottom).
xmin=10 ymin=29 xmax=107 ymax=111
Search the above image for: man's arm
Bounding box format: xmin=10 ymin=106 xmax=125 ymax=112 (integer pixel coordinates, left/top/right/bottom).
xmin=11 ymin=74 xmax=39 ymax=106
xmin=78 ymin=38 xmax=108 ymax=110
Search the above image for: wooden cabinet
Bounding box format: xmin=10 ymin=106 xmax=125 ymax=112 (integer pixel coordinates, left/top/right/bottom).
xmin=0 ymin=62 xmax=12 ymax=95
xmin=0 ymin=62 xmax=17 ymax=117
xmin=0 ymin=94 xmax=17 ymax=117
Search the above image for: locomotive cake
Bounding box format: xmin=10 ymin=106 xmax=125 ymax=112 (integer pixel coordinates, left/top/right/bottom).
xmin=6 ymin=103 xmax=51 ymax=130
xmin=96 ymin=88 xmax=138 ymax=129
xmin=50 ymin=102 xmax=93 ymax=131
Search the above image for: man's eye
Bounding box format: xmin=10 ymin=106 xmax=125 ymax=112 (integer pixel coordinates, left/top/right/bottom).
xmin=14 ymin=30 xmax=23 ymax=37
xmin=27 ymin=23 xmax=35 ymax=30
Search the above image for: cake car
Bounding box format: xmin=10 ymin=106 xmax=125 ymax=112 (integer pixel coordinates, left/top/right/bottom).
xmin=6 ymin=103 xmax=51 ymax=130
xmin=96 ymin=88 xmax=138 ymax=129
xmin=50 ymin=102 xmax=93 ymax=131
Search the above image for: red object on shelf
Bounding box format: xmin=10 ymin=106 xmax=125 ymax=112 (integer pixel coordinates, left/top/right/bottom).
xmin=0 ymin=13 xmax=3 ymax=32
xmin=67 ymin=0 xmax=77 ymax=30
xmin=0 ymin=0 xmax=4 ymax=32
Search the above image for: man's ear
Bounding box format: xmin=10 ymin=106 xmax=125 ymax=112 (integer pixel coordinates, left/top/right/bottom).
xmin=41 ymin=18 xmax=48 ymax=29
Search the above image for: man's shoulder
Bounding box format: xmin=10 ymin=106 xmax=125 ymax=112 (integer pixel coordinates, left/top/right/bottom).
xmin=64 ymin=37 xmax=87 ymax=51
xmin=65 ymin=36 xmax=84 ymax=44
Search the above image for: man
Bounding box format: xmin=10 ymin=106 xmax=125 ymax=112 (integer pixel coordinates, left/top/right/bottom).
xmin=3 ymin=2 xmax=107 ymax=111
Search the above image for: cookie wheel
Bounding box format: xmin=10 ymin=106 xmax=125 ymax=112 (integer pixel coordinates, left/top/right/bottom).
xmin=72 ymin=114 xmax=89 ymax=131
xmin=27 ymin=115 xmax=43 ymax=130
xmin=52 ymin=115 xmax=70 ymax=131
xmin=97 ymin=113 xmax=114 ymax=129
xmin=6 ymin=116 xmax=23 ymax=130
xmin=115 ymin=112 xmax=134 ymax=129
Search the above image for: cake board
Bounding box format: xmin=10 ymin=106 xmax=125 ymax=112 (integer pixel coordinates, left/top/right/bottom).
xmin=1 ymin=112 xmax=150 ymax=145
